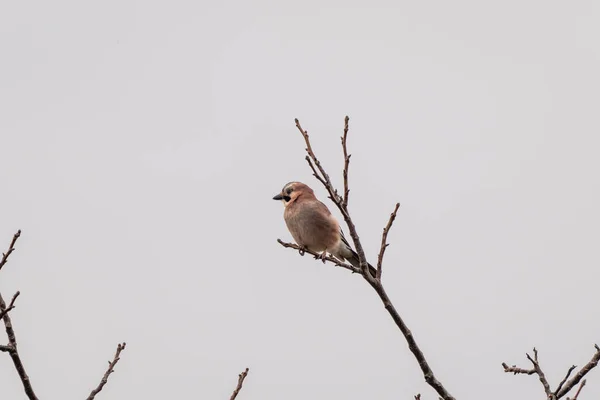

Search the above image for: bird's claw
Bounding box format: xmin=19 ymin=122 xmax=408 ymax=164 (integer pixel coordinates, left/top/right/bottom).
xmin=314 ymin=251 xmax=327 ymax=264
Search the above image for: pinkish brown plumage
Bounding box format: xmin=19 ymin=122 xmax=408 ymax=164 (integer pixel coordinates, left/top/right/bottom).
xmin=273 ymin=182 xmax=376 ymax=276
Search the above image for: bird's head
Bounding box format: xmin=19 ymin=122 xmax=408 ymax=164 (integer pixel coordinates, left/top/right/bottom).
xmin=273 ymin=181 xmax=314 ymax=207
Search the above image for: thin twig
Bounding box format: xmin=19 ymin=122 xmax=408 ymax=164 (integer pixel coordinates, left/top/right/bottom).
xmin=305 ymin=156 xmax=328 ymax=189
xmin=526 ymin=348 xmax=553 ymax=398
xmin=0 ymin=230 xmax=21 ymax=272
xmin=414 ymin=394 xmax=421 ymax=400
xmin=556 ymin=345 xmax=600 ymax=399
xmin=295 ymin=119 xmax=341 ymax=204
xmin=501 ymin=362 xmax=535 ymax=375
xmin=341 ymin=116 xmax=350 ymax=208
xmin=0 ymin=291 xmax=20 ymax=320
xmin=376 ymin=203 xmax=400 ymax=280
xmin=86 ymin=342 xmax=127 ymax=400
xmin=567 ymin=379 xmax=586 ymax=400
xmin=0 ymin=231 xmax=38 ymax=400
xmin=229 ymin=368 xmax=250 ymax=400
xmin=295 ymin=118 xmax=372 ymax=282
xmin=555 ymin=365 xmax=577 ymax=396
xmin=277 ymin=239 xmax=361 ymax=274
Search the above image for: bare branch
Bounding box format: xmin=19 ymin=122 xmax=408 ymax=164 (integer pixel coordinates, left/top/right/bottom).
xmin=341 ymin=116 xmax=350 ymax=208
xmin=526 ymin=348 xmax=552 ymax=398
xmin=567 ymin=379 xmax=586 ymax=400
xmin=0 ymin=293 xmax=37 ymax=400
xmin=376 ymin=203 xmax=400 ymax=280
xmin=0 ymin=231 xmax=38 ymax=400
xmin=305 ymin=156 xmax=328 ymax=189
xmin=295 ymin=118 xmax=371 ymax=281
xmin=502 ymin=362 xmax=535 ymax=375
xmin=277 ymin=239 xmax=361 ymax=274
xmin=556 ymin=345 xmax=600 ymax=399
xmin=0 ymin=230 xmax=21 ymax=272
xmin=86 ymin=342 xmax=127 ymax=400
xmin=555 ymin=365 xmax=577 ymax=397
xmin=1 ymin=231 xmax=128 ymax=400
xmin=503 ymin=345 xmax=600 ymax=399
xmin=414 ymin=394 xmax=421 ymax=400
xmin=0 ymin=344 xmax=12 ymax=352
xmin=369 ymin=280 xmax=454 ymax=400
xmin=0 ymin=291 xmax=20 ymax=320
xmin=295 ymin=119 xmax=340 ymax=204
xmin=288 ymin=118 xmax=456 ymax=400
xmin=229 ymin=368 xmax=250 ymax=400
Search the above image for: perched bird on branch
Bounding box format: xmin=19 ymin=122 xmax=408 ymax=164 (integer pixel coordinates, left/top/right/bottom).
xmin=273 ymin=181 xmax=376 ymax=277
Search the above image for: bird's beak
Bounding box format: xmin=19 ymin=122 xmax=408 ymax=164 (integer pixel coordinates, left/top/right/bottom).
xmin=273 ymin=193 xmax=283 ymax=200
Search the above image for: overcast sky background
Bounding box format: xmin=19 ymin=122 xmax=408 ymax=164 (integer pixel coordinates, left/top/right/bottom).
xmin=1 ymin=0 xmax=599 ymax=399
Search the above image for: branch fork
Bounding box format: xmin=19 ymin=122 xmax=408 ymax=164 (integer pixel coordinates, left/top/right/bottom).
xmin=1 ymin=231 xmax=127 ymax=400
xmin=502 ymin=345 xmax=600 ymax=399
xmin=278 ymin=117 xmax=455 ymax=400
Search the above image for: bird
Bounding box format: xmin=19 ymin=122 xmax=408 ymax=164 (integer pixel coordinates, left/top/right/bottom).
xmin=273 ymin=181 xmax=376 ymax=277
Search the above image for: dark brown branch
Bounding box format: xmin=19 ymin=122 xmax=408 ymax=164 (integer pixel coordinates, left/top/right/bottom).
xmin=277 ymin=239 xmax=361 ymax=274
xmin=86 ymin=342 xmax=127 ymax=400
xmin=305 ymin=156 xmax=328 ymax=189
xmin=0 ymin=294 xmax=37 ymax=400
xmin=0 ymin=291 xmax=20 ymax=320
xmin=503 ymin=345 xmax=600 ymax=399
xmin=567 ymin=379 xmax=586 ymax=400
xmin=415 ymin=394 xmax=421 ymax=400
xmin=290 ymin=118 xmax=455 ymax=400
xmin=0 ymin=230 xmax=21 ymax=272
xmin=526 ymin=348 xmax=552 ymax=398
xmin=555 ymin=365 xmax=577 ymax=397
xmin=295 ymin=119 xmax=341 ymax=204
xmin=0 ymin=231 xmax=38 ymax=400
xmin=502 ymin=362 xmax=535 ymax=375
xmin=2 ymin=231 xmax=128 ymax=400
xmin=279 ymin=238 xmax=454 ymax=400
xmin=369 ymin=279 xmax=454 ymax=400
xmin=295 ymin=118 xmax=372 ymax=281
xmin=229 ymin=367 xmax=250 ymax=400
xmin=341 ymin=116 xmax=350 ymax=208
xmin=376 ymin=203 xmax=400 ymax=280
xmin=556 ymin=345 xmax=600 ymax=399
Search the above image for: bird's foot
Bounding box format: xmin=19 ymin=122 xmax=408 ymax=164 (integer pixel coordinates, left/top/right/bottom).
xmin=298 ymin=246 xmax=307 ymax=256
xmin=314 ymin=250 xmax=327 ymax=264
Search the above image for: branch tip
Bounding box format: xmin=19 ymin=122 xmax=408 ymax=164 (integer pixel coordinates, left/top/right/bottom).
xmin=230 ymin=368 xmax=250 ymax=400
xmin=376 ymin=202 xmax=401 ymax=279
xmin=85 ymin=342 xmax=127 ymax=400
xmin=0 ymin=230 xmax=23 ymax=272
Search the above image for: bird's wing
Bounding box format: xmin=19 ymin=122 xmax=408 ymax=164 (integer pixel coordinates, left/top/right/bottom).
xmin=340 ymin=229 xmax=353 ymax=250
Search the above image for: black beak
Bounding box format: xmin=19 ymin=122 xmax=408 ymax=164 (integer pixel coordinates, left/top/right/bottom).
xmin=273 ymin=194 xmax=283 ymax=200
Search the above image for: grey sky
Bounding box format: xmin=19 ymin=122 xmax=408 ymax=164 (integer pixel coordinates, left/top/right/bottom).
xmin=1 ymin=0 xmax=599 ymax=399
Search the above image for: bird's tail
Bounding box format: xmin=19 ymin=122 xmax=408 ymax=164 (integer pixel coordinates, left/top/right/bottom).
xmin=346 ymin=250 xmax=378 ymax=278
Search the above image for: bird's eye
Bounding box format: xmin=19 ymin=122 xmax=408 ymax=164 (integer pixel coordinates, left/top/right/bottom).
xmin=286 ymin=187 xmax=293 ymax=195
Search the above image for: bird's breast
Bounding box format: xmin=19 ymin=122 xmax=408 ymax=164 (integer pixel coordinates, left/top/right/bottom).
xmin=284 ymin=201 xmax=340 ymax=252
